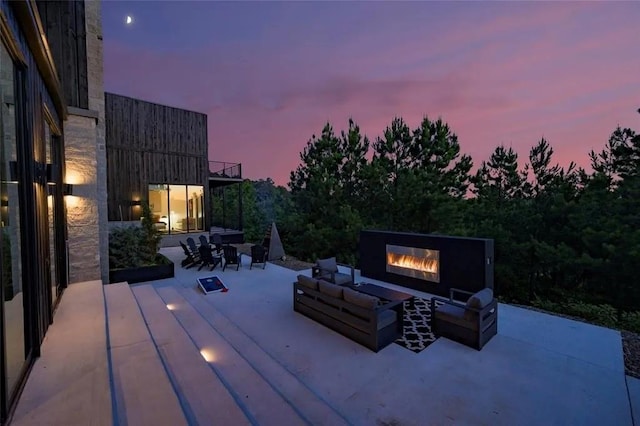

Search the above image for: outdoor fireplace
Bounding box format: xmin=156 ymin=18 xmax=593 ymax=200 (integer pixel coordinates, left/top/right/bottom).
xmin=386 ymin=244 xmax=439 ymax=283
xmin=360 ymin=230 xmax=494 ymax=297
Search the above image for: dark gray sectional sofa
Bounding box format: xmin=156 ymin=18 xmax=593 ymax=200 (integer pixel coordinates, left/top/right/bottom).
xmin=293 ymin=275 xmax=404 ymax=352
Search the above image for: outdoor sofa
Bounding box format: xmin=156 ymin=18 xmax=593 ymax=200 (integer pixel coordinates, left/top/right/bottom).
xmin=293 ymin=275 xmax=403 ymax=352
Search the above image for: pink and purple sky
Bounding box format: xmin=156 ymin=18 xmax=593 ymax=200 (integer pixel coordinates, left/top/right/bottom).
xmin=103 ymin=1 xmax=640 ymax=186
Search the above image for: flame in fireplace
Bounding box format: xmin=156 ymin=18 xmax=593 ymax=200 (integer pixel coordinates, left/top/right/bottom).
xmin=387 ymin=253 xmax=438 ymax=274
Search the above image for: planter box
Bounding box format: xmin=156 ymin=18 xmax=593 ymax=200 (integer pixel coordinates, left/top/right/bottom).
xmin=109 ymin=259 xmax=174 ymax=284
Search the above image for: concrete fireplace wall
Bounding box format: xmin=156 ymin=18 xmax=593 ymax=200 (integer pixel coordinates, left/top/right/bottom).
xmin=64 ymin=1 xmax=108 ymax=284
xmin=359 ymin=230 xmax=494 ymax=297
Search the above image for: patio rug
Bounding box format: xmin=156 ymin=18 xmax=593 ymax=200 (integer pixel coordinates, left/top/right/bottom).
xmin=394 ymin=297 xmax=443 ymax=353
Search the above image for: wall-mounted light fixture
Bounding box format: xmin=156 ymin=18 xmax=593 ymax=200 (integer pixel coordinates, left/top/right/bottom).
xmin=130 ymin=200 xmax=141 ymax=206
xmin=46 ymin=163 xmax=56 ymax=184
xmin=62 ymin=183 xmax=73 ymax=196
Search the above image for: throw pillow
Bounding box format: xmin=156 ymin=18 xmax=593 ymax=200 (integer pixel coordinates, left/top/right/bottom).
xmin=466 ymin=288 xmax=494 ymax=309
xmin=317 ymin=257 xmax=338 ymax=273
xmin=343 ymin=288 xmax=380 ymax=309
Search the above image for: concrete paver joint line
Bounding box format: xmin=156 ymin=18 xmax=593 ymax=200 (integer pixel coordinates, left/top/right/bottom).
xmin=102 ymin=284 xmax=121 ymax=425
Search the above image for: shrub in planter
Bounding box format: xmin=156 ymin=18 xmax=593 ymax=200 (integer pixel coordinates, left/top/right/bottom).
xmin=109 ymin=226 xmax=154 ymax=269
xmin=109 ymin=201 xmax=174 ymax=286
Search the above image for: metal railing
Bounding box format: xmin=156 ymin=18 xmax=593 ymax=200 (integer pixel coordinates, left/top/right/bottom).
xmin=209 ymin=161 xmax=242 ymax=179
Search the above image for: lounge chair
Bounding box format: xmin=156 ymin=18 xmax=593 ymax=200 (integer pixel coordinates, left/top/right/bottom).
xmin=198 ymin=245 xmax=222 ymax=271
xmin=179 ymin=241 xmax=197 ymax=268
xmin=312 ymin=257 xmax=354 ymax=286
xmin=430 ymin=288 xmax=498 ymax=350
xmin=250 ymin=244 xmax=267 ymax=269
xmin=222 ymin=245 xmax=241 ymax=271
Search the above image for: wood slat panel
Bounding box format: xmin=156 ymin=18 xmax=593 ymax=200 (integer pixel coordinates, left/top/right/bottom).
xmin=34 ymin=0 xmax=88 ymax=109
xmin=105 ymin=93 xmax=208 ymax=220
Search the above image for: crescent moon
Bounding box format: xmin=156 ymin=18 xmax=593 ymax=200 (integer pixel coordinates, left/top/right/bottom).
xmin=126 ymin=16 xmax=133 ymax=25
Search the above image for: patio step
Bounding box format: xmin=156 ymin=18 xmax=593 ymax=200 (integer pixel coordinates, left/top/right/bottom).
xmin=104 ymin=282 xmax=187 ymax=425
xmin=11 ymin=280 xmax=112 ymax=426
xmin=154 ymin=286 xmax=306 ymax=426
xmin=131 ymin=284 xmax=252 ymax=425
xmin=173 ymin=285 xmax=350 ymax=426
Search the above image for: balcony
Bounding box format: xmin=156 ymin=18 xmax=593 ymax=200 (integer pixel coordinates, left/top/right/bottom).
xmin=209 ymin=161 xmax=242 ymax=180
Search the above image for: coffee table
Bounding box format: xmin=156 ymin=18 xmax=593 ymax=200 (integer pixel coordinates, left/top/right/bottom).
xmin=350 ymin=282 xmax=415 ymax=308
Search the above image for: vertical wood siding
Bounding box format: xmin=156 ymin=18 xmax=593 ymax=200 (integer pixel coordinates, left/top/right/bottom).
xmin=35 ymin=0 xmax=88 ymax=109
xmin=105 ymin=93 xmax=208 ymax=221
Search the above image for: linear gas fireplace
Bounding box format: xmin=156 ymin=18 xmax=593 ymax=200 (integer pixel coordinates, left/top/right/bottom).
xmin=360 ymin=230 xmax=493 ymax=297
xmin=386 ymin=244 xmax=439 ymax=283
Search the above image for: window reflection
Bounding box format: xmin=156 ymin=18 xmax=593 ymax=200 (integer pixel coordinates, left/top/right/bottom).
xmin=1 ymin=41 xmax=25 ymax=400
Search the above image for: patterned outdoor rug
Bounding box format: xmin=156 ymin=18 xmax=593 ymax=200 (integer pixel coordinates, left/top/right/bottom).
xmin=395 ymin=297 xmax=443 ymax=353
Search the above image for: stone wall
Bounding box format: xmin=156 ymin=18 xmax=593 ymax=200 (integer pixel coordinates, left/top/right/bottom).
xmin=64 ymin=0 xmax=108 ymax=284
xmin=65 ymin=114 xmax=100 ymax=282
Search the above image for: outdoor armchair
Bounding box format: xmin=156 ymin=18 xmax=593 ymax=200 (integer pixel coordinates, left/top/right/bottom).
xmin=312 ymin=257 xmax=355 ymax=286
xmin=222 ymin=245 xmax=241 ymax=271
xmin=250 ymin=244 xmax=267 ymax=269
xmin=430 ymin=287 xmax=498 ymax=350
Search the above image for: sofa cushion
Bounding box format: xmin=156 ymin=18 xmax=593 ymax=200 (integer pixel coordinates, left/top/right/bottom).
xmin=343 ymin=288 xmax=379 ymax=309
xmin=297 ymin=275 xmax=318 ymax=290
xmin=332 ymin=273 xmax=352 ymax=286
xmin=377 ymin=309 xmax=398 ymax=330
xmin=435 ymin=304 xmax=478 ymax=331
xmin=318 ymin=280 xmax=343 ymax=298
xmin=466 ymin=288 xmax=494 ymax=309
xmin=317 ymin=257 xmax=338 ymax=273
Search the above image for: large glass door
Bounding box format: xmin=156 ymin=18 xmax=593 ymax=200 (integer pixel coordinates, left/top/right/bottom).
xmin=44 ymin=124 xmax=59 ymax=309
xmin=1 ymin=41 xmax=28 ymax=413
xmin=149 ymin=184 xmax=204 ymax=234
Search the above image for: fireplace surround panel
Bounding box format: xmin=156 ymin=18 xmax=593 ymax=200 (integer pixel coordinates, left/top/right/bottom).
xmin=360 ymin=230 xmax=493 ymax=297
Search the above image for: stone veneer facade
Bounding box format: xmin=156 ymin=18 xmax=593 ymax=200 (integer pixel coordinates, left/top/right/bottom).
xmin=64 ymin=1 xmax=108 ymax=284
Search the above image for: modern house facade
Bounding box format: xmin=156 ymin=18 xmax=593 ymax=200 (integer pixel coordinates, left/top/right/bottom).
xmin=105 ymin=92 xmax=210 ymax=233
xmin=105 ymin=92 xmax=244 ymax=237
xmin=1 ymin=1 xmax=243 ymax=421
xmin=0 ymin=0 xmax=107 ymax=422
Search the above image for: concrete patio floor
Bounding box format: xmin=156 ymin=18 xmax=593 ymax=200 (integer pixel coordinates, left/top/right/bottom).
xmin=12 ymin=245 xmax=637 ymax=425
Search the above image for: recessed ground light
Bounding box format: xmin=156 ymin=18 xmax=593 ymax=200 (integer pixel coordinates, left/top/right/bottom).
xmin=166 ymin=304 xmax=175 ymax=310
xmin=200 ymin=349 xmax=214 ymax=362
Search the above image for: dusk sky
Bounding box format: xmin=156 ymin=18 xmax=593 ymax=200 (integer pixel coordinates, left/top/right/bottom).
xmin=102 ymin=1 xmax=640 ymax=186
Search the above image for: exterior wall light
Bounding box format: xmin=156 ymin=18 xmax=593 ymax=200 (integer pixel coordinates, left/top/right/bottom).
xmin=62 ymin=183 xmax=73 ymax=196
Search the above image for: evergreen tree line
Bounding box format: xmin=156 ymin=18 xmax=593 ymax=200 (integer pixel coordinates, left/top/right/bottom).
xmin=215 ymin=114 xmax=640 ymax=331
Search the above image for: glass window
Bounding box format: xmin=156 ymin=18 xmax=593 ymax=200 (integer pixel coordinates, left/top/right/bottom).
xmin=1 ymin=40 xmax=25 ymax=401
xmin=169 ymin=185 xmax=187 ymax=233
xmin=148 ymin=184 xmax=169 ymax=233
xmin=187 ymin=185 xmax=204 ymax=231
xmin=148 ymin=184 xmax=204 ymax=234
